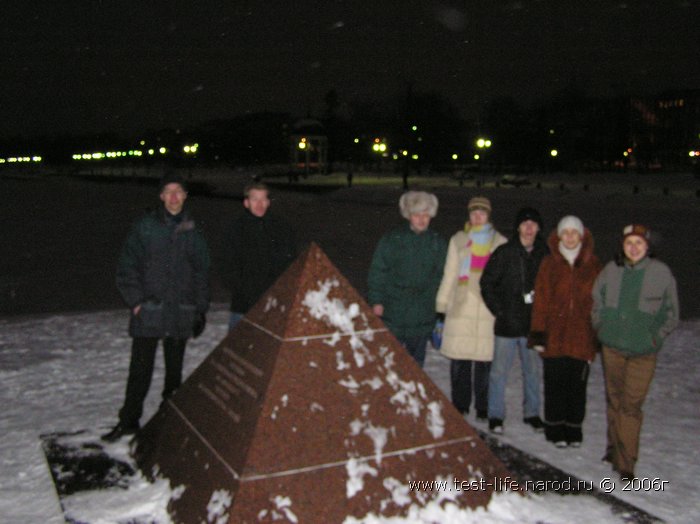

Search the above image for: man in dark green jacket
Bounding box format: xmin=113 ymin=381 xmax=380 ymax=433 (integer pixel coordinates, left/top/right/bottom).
xmin=102 ymin=172 xmax=210 ymax=442
xmin=368 ymin=191 xmax=447 ymax=367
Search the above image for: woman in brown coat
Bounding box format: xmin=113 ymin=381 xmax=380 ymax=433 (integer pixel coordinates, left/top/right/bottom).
xmin=529 ymin=216 xmax=602 ymax=448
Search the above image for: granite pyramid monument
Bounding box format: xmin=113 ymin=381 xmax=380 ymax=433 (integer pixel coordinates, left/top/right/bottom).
xmin=133 ymin=242 xmax=513 ymax=523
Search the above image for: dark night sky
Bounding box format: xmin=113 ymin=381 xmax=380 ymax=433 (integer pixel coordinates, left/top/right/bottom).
xmin=2 ymin=1 xmax=698 ymax=138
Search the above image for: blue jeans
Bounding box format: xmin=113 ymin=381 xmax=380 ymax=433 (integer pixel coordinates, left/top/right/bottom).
xmin=228 ymin=311 xmax=244 ymax=331
xmin=488 ymin=336 xmax=541 ymax=421
xmin=398 ymin=334 xmax=429 ymax=368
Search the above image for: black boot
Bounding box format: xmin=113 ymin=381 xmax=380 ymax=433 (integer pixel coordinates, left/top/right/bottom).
xmin=101 ymin=422 xmax=139 ymax=442
xmin=523 ymin=416 xmax=545 ymax=433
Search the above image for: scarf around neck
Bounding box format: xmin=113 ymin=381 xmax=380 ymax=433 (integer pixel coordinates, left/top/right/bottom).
xmin=558 ymin=242 xmax=581 ymax=266
xmin=458 ymin=223 xmax=495 ymax=284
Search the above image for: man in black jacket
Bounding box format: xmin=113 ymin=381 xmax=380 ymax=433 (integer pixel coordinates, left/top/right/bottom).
xmin=102 ymin=172 xmax=210 ymax=442
xmin=480 ymin=207 xmax=548 ymax=435
xmin=224 ymin=182 xmax=296 ymax=329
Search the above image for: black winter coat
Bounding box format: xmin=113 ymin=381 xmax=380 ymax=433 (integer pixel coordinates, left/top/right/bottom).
xmin=480 ymin=236 xmax=548 ymax=337
xmin=116 ymin=207 xmax=210 ymax=338
xmin=224 ymin=210 xmax=296 ymax=313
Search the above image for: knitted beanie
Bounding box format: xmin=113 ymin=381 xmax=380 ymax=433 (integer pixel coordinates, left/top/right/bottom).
xmin=557 ymin=215 xmax=584 ymax=237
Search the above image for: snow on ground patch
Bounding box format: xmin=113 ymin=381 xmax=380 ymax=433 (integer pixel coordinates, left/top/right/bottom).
xmin=2 ymin=310 xmax=699 ymax=523
xmin=344 ymin=486 xmax=626 ymax=523
xmin=62 ymin=475 xmax=180 ymax=524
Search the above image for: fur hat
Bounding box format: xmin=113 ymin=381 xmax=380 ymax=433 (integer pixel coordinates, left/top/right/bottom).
xmin=399 ymin=191 xmax=439 ymax=219
xmin=158 ymin=170 xmax=187 ymax=193
xmin=468 ymin=196 xmax=491 ymax=214
xmin=622 ymin=224 xmax=651 ymax=243
xmin=514 ymin=206 xmax=543 ymax=230
xmin=557 ymin=215 xmax=584 ymax=237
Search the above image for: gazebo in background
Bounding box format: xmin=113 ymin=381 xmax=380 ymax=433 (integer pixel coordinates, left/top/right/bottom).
xmin=290 ymin=118 xmax=327 ymax=177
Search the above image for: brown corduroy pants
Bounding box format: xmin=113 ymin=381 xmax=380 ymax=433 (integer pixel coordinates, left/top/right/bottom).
xmin=601 ymin=346 xmax=657 ymax=475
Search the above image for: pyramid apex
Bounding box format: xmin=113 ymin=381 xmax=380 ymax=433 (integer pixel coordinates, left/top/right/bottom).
xmin=244 ymin=241 xmax=384 ymax=340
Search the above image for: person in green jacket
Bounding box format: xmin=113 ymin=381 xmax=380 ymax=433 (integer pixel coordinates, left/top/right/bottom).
xmin=368 ymin=191 xmax=447 ymax=367
xmin=592 ymin=223 xmax=679 ymax=482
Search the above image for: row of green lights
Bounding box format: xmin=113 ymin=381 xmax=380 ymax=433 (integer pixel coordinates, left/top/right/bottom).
xmin=0 ymin=156 xmax=42 ymax=163
xmin=183 ymin=144 xmax=199 ymax=153
xmin=72 ymin=148 xmax=168 ymax=161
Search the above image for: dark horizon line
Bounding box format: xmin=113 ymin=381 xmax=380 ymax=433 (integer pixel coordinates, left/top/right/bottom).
xmin=2 ymin=86 xmax=697 ymax=145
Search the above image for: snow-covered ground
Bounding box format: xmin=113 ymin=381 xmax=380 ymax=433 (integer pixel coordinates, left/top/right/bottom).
xmin=1 ymin=170 xmax=698 ymax=522
xmin=1 ymin=306 xmax=697 ymax=523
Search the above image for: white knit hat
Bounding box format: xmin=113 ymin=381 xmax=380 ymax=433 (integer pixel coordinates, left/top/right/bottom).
xmin=557 ymin=215 xmax=584 ymax=237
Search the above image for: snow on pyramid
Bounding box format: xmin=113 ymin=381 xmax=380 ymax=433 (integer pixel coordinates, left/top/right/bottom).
xmin=133 ymin=242 xmax=513 ymax=523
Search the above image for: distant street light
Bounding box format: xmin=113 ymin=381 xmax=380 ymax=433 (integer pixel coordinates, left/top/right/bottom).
xmin=372 ymin=138 xmax=387 ymax=154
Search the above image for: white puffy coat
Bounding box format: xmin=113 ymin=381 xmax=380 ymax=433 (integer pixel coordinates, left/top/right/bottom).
xmin=435 ymin=226 xmax=507 ymax=361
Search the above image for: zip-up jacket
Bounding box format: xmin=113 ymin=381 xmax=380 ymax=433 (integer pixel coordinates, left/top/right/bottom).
xmin=592 ymin=256 xmax=679 ymax=355
xmin=116 ymin=206 xmax=210 ymax=338
xmin=480 ymin=235 xmax=548 ymax=337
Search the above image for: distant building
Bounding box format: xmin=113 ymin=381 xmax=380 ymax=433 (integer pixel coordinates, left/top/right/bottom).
xmin=629 ymin=89 xmax=700 ymax=172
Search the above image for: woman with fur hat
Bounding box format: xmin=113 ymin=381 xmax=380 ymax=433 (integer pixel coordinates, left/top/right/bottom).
xmin=592 ymin=224 xmax=679 ymax=481
xmin=529 ymin=216 xmax=602 ymax=448
xmin=368 ymin=191 xmax=447 ymax=367
xmin=436 ymin=196 xmax=507 ymax=419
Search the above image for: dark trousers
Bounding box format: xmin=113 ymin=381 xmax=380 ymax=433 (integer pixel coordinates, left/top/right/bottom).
xmin=450 ymin=359 xmax=490 ymax=415
xmin=543 ymin=357 xmax=589 ymax=444
xmin=118 ymin=337 xmax=187 ymax=427
xmin=398 ymin=334 xmax=429 ymax=368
